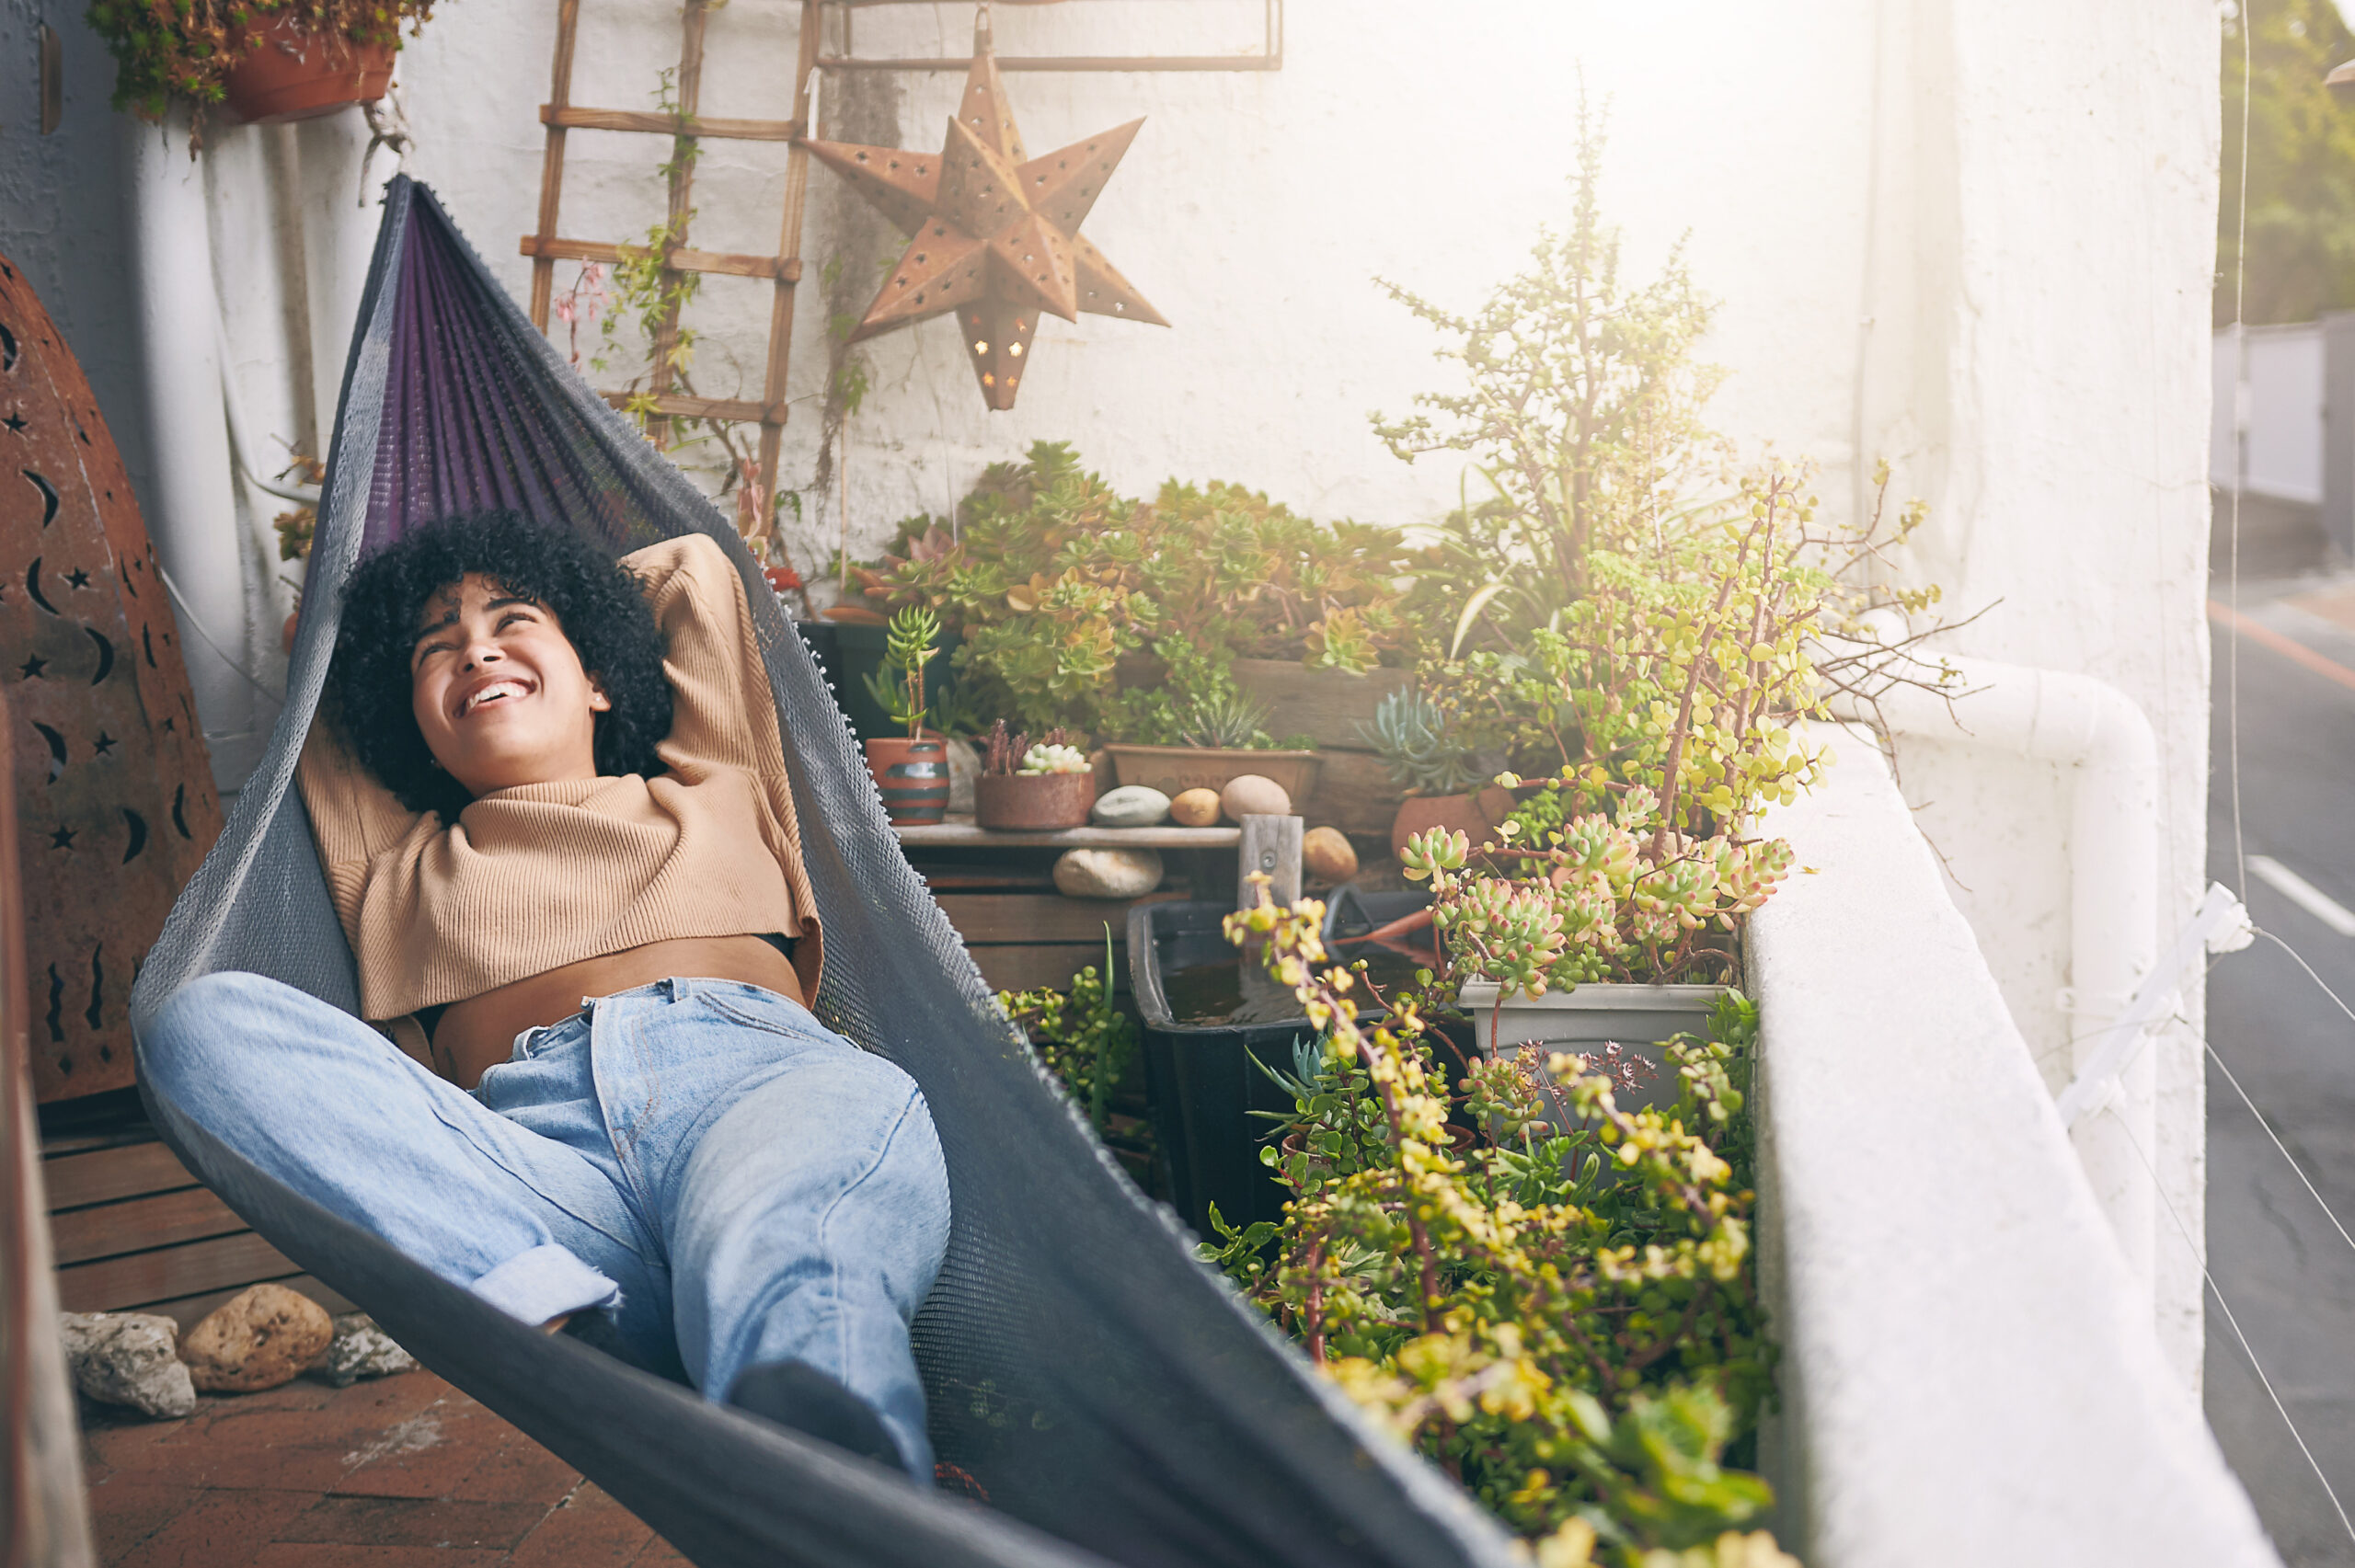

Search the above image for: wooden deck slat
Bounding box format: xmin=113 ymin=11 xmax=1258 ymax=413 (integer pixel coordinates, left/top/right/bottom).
xmin=135 ymin=1274 xmax=357 ymax=1333
xmin=56 ymin=1230 xmax=299 ymax=1314
xmin=42 ymin=1139 xmax=194 ymax=1211
xmin=49 ymin=1186 xmax=247 ymax=1266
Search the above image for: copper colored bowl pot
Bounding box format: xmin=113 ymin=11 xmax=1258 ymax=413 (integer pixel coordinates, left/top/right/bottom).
xmin=223 ymin=15 xmax=395 ymax=124
xmin=975 ymin=771 xmax=1094 ymax=830
xmin=865 ymin=737 xmax=950 ymax=825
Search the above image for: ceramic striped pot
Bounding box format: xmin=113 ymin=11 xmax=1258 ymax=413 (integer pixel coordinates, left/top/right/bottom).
xmin=864 ymin=737 xmax=950 ymax=824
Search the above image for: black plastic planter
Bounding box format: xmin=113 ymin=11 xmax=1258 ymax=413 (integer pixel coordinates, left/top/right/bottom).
xmin=1127 ymin=891 xmax=1439 ymax=1240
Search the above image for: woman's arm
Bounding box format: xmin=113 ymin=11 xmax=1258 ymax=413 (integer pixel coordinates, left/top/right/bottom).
xmin=623 ymin=532 xmax=791 ymax=776
xmin=620 ymin=531 xmax=825 ymax=996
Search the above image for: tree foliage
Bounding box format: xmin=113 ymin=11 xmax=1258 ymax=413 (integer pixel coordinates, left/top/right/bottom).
xmin=2220 ymin=0 xmax=2355 ymax=326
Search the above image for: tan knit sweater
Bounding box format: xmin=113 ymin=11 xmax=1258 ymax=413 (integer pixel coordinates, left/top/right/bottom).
xmin=296 ymin=532 xmax=822 ymax=1024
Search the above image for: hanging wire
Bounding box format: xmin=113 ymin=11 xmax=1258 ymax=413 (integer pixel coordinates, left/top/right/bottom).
xmin=2127 ymin=1101 xmax=2351 ymax=1534
xmin=2108 ymin=1097 xmax=2355 ymax=1546
xmin=155 ymin=563 xmax=287 ymax=707
xmin=2229 ymin=3 xmax=2254 ymax=899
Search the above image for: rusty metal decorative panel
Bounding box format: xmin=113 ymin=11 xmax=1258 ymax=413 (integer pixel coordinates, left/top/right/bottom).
xmin=807 ymin=7 xmax=1166 ymax=411
xmin=0 ymin=253 xmax=224 ymax=1102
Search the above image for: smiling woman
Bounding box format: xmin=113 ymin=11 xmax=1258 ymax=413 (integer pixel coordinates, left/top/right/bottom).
xmin=328 ymin=511 xmax=672 ymax=824
xmin=133 ymin=510 xmax=954 ymax=1483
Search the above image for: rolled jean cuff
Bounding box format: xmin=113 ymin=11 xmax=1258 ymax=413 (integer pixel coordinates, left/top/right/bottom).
xmin=469 ymin=1243 xmax=621 ymax=1326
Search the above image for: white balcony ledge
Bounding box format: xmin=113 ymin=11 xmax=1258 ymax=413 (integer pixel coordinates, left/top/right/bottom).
xmin=1748 ymin=725 xmax=2275 ymax=1567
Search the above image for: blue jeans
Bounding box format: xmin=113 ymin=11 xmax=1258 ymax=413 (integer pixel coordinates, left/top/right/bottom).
xmin=138 ymin=971 xmax=950 ymax=1481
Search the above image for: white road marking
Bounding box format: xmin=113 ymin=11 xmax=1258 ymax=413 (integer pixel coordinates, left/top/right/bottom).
xmin=2249 ymin=854 xmax=2355 ymax=937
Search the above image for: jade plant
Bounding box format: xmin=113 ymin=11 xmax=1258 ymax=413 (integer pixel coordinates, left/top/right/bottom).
xmin=1378 ymin=100 xmax=1957 ymax=842
xmin=1204 ymin=886 xmax=1791 ymax=1566
xmin=90 ymin=0 xmax=436 ymax=125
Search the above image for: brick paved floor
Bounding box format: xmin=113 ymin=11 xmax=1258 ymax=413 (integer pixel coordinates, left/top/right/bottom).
xmin=79 ymin=1368 xmax=684 ymax=1567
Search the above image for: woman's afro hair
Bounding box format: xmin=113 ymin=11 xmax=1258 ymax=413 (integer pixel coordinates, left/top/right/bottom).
xmin=329 ymin=509 xmax=672 ymax=821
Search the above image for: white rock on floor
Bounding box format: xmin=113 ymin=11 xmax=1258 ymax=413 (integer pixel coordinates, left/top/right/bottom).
xmin=58 ymin=1310 xmax=197 ymax=1419
xmin=316 ymin=1312 xmax=419 ymax=1388
xmin=1054 ymin=847 xmax=1165 ymax=899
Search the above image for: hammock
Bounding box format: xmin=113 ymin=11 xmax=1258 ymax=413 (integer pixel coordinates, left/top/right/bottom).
xmin=125 ymin=178 xmax=1514 ymax=1568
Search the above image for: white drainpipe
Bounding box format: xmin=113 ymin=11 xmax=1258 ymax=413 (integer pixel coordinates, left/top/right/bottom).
xmin=120 ymin=114 xmax=254 ymax=790
xmin=1829 ymin=651 xmax=2162 ymax=1300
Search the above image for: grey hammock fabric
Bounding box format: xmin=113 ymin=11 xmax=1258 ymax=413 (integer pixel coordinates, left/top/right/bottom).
xmin=126 ymin=177 xmax=1514 ymax=1568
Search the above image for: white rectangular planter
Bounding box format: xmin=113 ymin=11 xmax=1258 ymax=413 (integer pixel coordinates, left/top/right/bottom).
xmin=1454 ymin=979 xmax=1728 ymax=1114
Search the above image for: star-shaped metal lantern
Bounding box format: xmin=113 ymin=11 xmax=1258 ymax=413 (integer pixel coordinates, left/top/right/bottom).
xmin=806 ymin=8 xmax=1167 ymax=411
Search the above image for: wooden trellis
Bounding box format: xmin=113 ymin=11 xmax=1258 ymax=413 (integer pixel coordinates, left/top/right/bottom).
xmin=521 ymin=0 xmax=1282 ymax=551
xmin=522 ymin=0 xmax=819 ymax=519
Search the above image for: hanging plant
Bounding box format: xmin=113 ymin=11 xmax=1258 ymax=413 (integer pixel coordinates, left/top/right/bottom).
xmin=87 ymin=0 xmax=436 ymax=130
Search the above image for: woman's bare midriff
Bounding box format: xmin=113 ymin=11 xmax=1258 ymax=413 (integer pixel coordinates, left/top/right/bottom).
xmin=433 ymin=933 xmax=803 ymax=1089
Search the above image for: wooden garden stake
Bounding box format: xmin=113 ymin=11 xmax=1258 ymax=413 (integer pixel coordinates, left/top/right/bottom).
xmin=1236 ymin=814 xmax=1303 ymax=911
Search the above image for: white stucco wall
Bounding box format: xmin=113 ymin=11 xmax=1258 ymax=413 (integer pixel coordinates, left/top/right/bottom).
xmin=19 ymin=0 xmax=2218 ymax=1379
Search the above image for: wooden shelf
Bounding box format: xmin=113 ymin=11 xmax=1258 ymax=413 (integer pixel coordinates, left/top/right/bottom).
xmin=894 ymin=815 xmax=1239 ymax=850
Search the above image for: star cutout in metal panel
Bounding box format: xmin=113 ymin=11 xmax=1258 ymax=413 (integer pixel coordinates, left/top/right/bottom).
xmin=49 ymin=825 xmax=73 ymax=851
xmin=19 ymin=654 xmax=45 ymax=680
xmin=807 ymin=10 xmax=1166 ymax=410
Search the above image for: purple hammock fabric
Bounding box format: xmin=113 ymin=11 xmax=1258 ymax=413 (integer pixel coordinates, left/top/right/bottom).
xmin=126 ymin=177 xmax=1514 ymax=1568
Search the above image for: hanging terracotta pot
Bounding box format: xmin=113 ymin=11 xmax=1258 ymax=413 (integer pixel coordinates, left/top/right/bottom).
xmin=222 ymin=14 xmax=395 ymax=125
xmin=865 ymin=737 xmax=949 ymax=825
xmin=1389 ymin=785 xmax=1515 ymax=860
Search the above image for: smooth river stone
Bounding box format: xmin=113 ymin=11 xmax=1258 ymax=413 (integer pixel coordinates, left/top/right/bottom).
xmin=1220 ymin=773 xmax=1292 ymax=820
xmin=179 ymin=1283 xmax=334 ymax=1394
xmin=1169 ymin=788 xmax=1223 ymax=827
xmin=1054 ymin=848 xmax=1166 ymax=899
xmin=1090 ymin=784 xmax=1172 ymax=828
xmin=1303 ymin=826 xmax=1359 ymax=883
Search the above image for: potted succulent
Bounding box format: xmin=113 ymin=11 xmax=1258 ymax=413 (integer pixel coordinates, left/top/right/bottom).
xmin=1101 ymin=685 xmax=1319 ymax=806
xmin=90 ymin=0 xmax=428 ymax=130
xmin=974 ymin=721 xmax=1096 ymax=830
xmin=1359 ymin=689 xmax=1511 ymax=858
xmin=862 ymin=607 xmax=949 ymax=825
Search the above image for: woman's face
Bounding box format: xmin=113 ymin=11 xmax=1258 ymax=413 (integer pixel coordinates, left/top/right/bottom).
xmin=408 ymin=573 xmax=610 ymax=800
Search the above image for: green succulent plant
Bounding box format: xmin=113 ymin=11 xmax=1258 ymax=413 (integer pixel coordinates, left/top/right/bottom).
xmin=1359 ymin=689 xmax=1483 ymax=795
xmin=862 ymin=605 xmax=940 ymax=741
xmin=1177 ymin=689 xmax=1275 ymax=750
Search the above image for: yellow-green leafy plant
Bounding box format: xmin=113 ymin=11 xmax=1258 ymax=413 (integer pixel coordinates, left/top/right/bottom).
xmin=998 ymin=931 xmax=1136 ymax=1137
xmin=1378 ymin=99 xmax=1954 ymax=843
xmin=1203 ymin=886 xmax=1786 ymax=1563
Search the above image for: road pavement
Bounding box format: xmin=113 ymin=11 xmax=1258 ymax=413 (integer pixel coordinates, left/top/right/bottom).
xmin=2206 ymin=574 xmax=2355 ymax=1565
